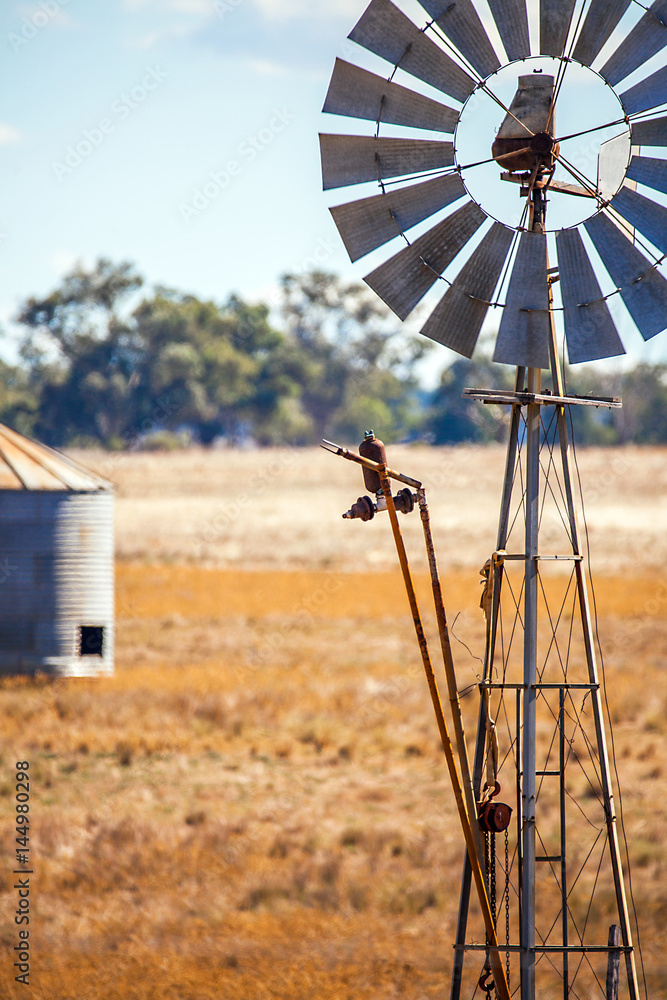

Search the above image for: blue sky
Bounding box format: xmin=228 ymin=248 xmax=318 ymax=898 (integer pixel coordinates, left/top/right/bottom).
xmin=2 ymin=0 xmax=666 ymax=373
xmin=0 ymin=0 xmax=361 ymax=348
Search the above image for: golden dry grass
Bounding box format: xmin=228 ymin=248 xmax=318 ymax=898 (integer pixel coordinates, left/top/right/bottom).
xmin=72 ymin=444 xmax=667 ymax=572
xmin=0 ymin=446 xmax=665 ymax=999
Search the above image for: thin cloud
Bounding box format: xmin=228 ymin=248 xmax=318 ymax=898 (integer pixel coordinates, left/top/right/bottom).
xmin=253 ymin=0 xmax=362 ymax=20
xmin=0 ymin=124 xmax=21 ymax=146
xmin=123 ymin=0 xmax=212 ymax=12
xmin=197 ymin=0 xmax=360 ymax=72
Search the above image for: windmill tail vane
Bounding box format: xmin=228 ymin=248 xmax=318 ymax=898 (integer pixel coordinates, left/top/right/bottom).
xmin=319 ymin=1 xmax=663 ymax=998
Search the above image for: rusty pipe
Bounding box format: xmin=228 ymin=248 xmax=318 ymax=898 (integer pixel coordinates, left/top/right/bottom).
xmin=379 ymin=466 xmax=511 ymax=1000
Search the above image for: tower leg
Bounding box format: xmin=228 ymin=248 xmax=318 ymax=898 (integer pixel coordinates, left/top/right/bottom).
xmin=520 ymin=367 xmax=541 ymax=1000
xmin=549 ymin=327 xmax=640 ymax=1000
xmin=450 ymin=382 xmax=524 ymax=1000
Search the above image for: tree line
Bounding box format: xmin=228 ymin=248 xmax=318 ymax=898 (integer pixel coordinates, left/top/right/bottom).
xmin=1 ymin=258 xmax=666 ymax=449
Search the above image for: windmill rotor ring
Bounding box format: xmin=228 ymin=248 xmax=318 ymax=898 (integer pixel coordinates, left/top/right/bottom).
xmin=319 ymin=0 xmax=667 ymax=367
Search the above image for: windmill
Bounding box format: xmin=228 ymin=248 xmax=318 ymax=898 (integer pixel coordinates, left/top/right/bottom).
xmin=319 ymin=1 xmax=666 ymax=998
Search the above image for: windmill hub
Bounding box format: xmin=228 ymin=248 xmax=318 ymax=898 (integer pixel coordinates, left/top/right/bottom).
xmin=530 ymin=131 xmax=555 ymax=156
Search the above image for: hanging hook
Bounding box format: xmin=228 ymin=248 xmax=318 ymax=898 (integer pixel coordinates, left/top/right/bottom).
xmin=478 ymin=968 xmax=495 ymax=997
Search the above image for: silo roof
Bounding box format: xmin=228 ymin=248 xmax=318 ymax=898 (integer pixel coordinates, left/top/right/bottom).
xmin=0 ymin=423 xmax=113 ymax=491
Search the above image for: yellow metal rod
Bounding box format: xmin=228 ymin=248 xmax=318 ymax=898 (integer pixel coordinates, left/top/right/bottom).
xmin=321 ymin=440 xmax=422 ymax=490
xmin=417 ymin=490 xmax=486 ymax=875
xmin=379 ymin=466 xmax=511 ymax=1000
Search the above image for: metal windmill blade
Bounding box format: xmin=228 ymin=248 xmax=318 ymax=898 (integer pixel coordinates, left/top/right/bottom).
xmin=572 ymin=0 xmax=632 ymax=66
xmin=600 ymin=0 xmax=667 ymax=87
xmin=540 ymin=0 xmax=577 ymax=57
xmin=487 ymin=0 xmax=531 ymax=61
xmin=416 ymin=0 xmax=500 ymax=78
xmin=493 ymin=231 xmax=551 ymax=369
xmin=618 ymin=64 xmax=667 ymax=116
xmin=330 ymin=174 xmax=467 ymax=263
xmin=320 ymin=134 xmax=454 ymax=190
xmin=556 ymin=228 xmax=625 ymax=362
xmin=348 ymin=0 xmax=476 ymax=104
xmin=364 ymin=200 xmax=487 ymax=320
xmin=585 ymin=212 xmax=667 ymax=340
xmin=631 ymin=115 xmax=667 ymax=146
xmin=323 ymin=59 xmax=459 ymax=132
xmin=420 ymin=222 xmax=514 ymax=356
xmin=626 ymin=154 xmax=667 ymax=195
xmin=610 ymin=186 xmax=667 ymax=254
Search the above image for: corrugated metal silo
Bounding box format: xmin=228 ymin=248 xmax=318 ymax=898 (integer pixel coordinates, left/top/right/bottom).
xmin=0 ymin=424 xmax=114 ymax=677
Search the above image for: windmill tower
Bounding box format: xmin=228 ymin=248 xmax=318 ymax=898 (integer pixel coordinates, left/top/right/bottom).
xmin=319 ymin=1 xmax=666 ymax=997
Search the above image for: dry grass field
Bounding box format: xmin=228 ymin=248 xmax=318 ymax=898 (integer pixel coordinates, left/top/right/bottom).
xmin=0 ymin=446 xmax=665 ymax=999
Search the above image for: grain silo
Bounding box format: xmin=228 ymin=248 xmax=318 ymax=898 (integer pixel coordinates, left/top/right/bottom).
xmin=0 ymin=423 xmax=114 ymax=677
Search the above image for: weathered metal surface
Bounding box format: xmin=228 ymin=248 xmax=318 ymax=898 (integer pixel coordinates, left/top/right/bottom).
xmin=0 ymin=490 xmax=114 ymax=678
xmin=378 ymin=467 xmax=511 ymax=1000
xmin=597 ymin=132 xmax=631 ymax=201
xmin=607 ymin=925 xmax=622 ymax=1000
xmin=601 ymin=0 xmax=667 ymax=87
xmin=0 ymin=436 xmax=65 ymax=490
xmin=572 ymin=0 xmax=631 ymax=66
xmin=364 ymin=200 xmax=486 ymax=319
xmin=330 ymin=173 xmax=466 ymax=262
xmin=611 ymin=185 xmax=667 ymax=253
xmin=585 ymin=211 xmax=667 ymax=340
xmin=321 ymin=440 xmax=423 ymax=489
xmin=496 ymin=75 xmax=554 ymax=139
xmin=493 ymin=231 xmax=551 ymax=369
xmin=0 ymin=462 xmax=22 ymax=489
xmin=349 ymin=0 xmax=475 ymax=103
xmin=540 ymin=0 xmax=577 ymax=56
xmin=322 ymin=58 xmax=459 ymax=133
xmin=556 ymin=227 xmax=625 ymax=363
xmin=462 ymin=387 xmax=622 ymax=406
xmin=320 ymin=134 xmax=454 ymax=190
xmin=417 ymin=0 xmax=500 ymax=78
xmin=0 ymin=423 xmax=114 ymax=678
xmin=492 ymin=75 xmax=556 ymax=171
xmin=626 ymin=153 xmax=667 ymax=194
xmin=487 ymin=0 xmax=530 ymax=60
xmin=619 ymin=64 xmax=667 ymax=116
xmin=420 ymin=222 xmax=513 ymax=356
xmin=0 ymin=424 xmax=111 ymax=491
xmin=549 ymin=179 xmax=594 ymax=197
xmin=631 ymin=115 xmax=667 ymax=146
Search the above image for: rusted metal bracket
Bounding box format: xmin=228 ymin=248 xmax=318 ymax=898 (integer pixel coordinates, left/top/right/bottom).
xmin=321 ymin=439 xmax=422 ymax=489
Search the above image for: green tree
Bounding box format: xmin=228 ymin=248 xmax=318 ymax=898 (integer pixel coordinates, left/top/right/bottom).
xmin=426 ymin=357 xmax=514 ymax=444
xmin=0 ymin=357 xmax=39 ymax=437
xmin=17 ymin=259 xmax=144 ymax=446
xmin=15 ymin=260 xmax=301 ymax=447
xmin=615 ymin=363 xmax=667 ymax=443
xmin=278 ymin=271 xmax=427 ymax=444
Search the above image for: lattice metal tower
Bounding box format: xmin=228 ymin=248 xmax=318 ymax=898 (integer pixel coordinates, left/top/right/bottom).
xmin=319 ymin=0 xmax=666 ymax=996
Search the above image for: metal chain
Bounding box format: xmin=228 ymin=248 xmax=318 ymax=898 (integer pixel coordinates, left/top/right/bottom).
xmin=505 ymin=827 xmax=511 ymax=990
xmin=490 ymin=832 xmax=497 ymax=928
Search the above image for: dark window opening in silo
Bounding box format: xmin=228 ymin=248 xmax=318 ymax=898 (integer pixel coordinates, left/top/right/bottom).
xmin=80 ymin=626 xmax=104 ymax=657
